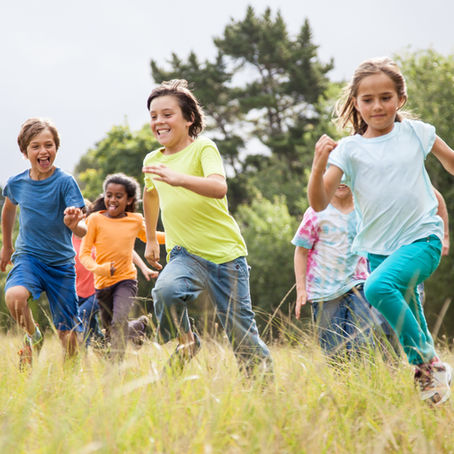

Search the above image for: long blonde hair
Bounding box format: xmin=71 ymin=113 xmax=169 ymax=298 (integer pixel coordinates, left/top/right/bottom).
xmin=335 ymin=57 xmax=408 ymax=135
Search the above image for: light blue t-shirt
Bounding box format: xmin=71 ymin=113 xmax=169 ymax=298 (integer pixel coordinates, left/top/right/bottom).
xmin=328 ymin=119 xmax=443 ymax=255
xmin=3 ymin=167 xmax=85 ymax=265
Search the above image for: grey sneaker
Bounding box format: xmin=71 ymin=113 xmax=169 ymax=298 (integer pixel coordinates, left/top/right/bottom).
xmin=415 ymin=361 xmax=452 ymax=406
xmin=18 ymin=326 xmax=43 ymax=370
xmin=162 ymin=332 xmax=201 ymax=377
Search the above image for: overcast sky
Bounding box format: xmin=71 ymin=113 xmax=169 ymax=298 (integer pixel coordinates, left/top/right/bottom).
xmin=1 ymin=0 xmax=453 ymax=186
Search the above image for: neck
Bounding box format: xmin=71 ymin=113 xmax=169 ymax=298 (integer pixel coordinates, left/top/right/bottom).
xmin=163 ymin=136 xmax=194 ymax=155
xmin=331 ymin=196 xmax=354 ymax=213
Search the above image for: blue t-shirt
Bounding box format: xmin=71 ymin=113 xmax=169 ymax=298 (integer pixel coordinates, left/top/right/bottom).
xmin=3 ymin=167 xmax=85 ymax=265
xmin=328 ymin=119 xmax=443 ymax=255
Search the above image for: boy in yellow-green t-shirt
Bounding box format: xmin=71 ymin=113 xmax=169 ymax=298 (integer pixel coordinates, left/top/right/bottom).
xmin=142 ymin=79 xmax=272 ymax=377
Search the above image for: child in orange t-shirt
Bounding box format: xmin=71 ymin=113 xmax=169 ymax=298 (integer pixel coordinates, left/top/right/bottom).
xmin=80 ymin=173 xmax=164 ymax=360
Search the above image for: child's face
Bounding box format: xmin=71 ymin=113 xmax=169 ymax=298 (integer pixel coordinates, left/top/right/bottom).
xmin=353 ymin=72 xmax=405 ymax=138
xmin=333 ymin=184 xmax=352 ymax=200
xmin=149 ymin=95 xmax=193 ymax=153
xmin=104 ymin=183 xmax=133 ymax=218
xmin=25 ymin=128 xmax=57 ymax=180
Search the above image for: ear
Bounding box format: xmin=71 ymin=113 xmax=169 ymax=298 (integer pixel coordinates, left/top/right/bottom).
xmin=127 ymin=197 xmax=134 ymax=208
xmin=398 ymin=96 xmax=407 ymax=110
xmin=353 ymin=97 xmax=359 ymax=110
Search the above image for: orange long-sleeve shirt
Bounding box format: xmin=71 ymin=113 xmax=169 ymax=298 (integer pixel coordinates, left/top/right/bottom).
xmin=80 ymin=211 xmax=147 ymax=289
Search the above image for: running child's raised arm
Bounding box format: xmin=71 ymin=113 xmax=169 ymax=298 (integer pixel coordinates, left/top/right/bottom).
xmin=307 ymin=135 xmax=344 ymax=212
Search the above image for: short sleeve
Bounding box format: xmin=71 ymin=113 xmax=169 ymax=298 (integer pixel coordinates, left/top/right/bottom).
xmin=3 ymin=179 xmax=18 ymax=205
xmin=406 ymin=119 xmax=436 ymax=158
xmin=292 ymin=208 xmax=319 ymax=249
xmin=143 ymin=150 xmax=158 ymax=190
xmin=200 ymin=142 xmax=225 ymax=178
xmin=63 ymin=175 xmax=84 ymax=208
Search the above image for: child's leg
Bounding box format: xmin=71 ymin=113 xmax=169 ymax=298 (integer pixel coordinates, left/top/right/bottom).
xmin=313 ymin=299 xmax=349 ymax=355
xmin=110 ymin=280 xmax=137 ymax=360
xmin=365 ymin=236 xmax=441 ymax=365
xmin=152 ymin=247 xmax=205 ymax=345
xmin=345 ymin=287 xmax=376 ymax=348
xmin=206 ymin=256 xmax=272 ymax=375
xmin=57 ymin=329 xmax=78 ymax=357
xmin=5 ymin=286 xmax=36 ymax=335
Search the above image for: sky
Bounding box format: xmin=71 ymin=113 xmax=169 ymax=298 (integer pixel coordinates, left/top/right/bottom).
xmin=1 ymin=0 xmax=453 ymax=186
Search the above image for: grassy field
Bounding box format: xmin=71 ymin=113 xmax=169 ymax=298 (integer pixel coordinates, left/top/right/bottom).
xmin=0 ymin=331 xmax=453 ymax=454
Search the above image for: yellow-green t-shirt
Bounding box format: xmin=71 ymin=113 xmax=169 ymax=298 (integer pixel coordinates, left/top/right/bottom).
xmin=143 ymin=136 xmax=247 ymax=264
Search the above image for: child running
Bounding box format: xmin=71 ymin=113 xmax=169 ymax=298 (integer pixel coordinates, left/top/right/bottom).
xmin=142 ymin=79 xmax=272 ymax=377
xmin=308 ymin=57 xmax=454 ymax=406
xmin=293 ymin=183 xmax=377 ymax=357
xmin=1 ymin=118 xmax=86 ymax=367
xmin=79 ymin=173 xmax=164 ymax=361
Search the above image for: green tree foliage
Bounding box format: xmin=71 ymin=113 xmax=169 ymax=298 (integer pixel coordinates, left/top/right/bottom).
xmin=396 ymin=50 xmax=454 ymax=333
xmin=236 ymin=193 xmax=298 ymax=327
xmin=150 ymin=6 xmax=333 ymax=213
xmin=75 ymin=124 xmax=158 ymax=201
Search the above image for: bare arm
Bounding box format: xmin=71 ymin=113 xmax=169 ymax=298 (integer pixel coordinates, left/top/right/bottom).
xmin=294 ymin=246 xmax=310 ymax=320
xmin=307 ymin=135 xmax=344 ymax=211
xmin=142 ymin=164 xmax=227 ymax=199
xmin=433 ymin=187 xmax=450 ymax=256
xmin=142 ymin=187 xmax=163 ymax=270
xmin=431 ymin=136 xmax=454 ymax=175
xmin=0 ymin=197 xmax=17 ymax=271
xmin=133 ymin=249 xmax=159 ymax=280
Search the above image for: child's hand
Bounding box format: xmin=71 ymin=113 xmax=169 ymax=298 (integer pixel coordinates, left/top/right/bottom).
xmin=140 ymin=266 xmax=159 ymax=281
xmin=143 ymin=164 xmax=183 ymax=187
xmin=313 ymin=134 xmax=338 ymax=172
xmin=144 ymin=240 xmax=163 ymax=271
xmin=0 ymin=245 xmax=13 ymax=272
xmin=64 ymin=206 xmax=84 ymax=230
xmin=295 ymin=290 xmax=308 ymax=320
xmin=442 ymin=236 xmax=450 ymax=256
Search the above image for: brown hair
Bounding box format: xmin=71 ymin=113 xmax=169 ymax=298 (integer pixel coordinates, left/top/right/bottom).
xmin=17 ymin=118 xmax=60 ymax=155
xmin=335 ymin=57 xmax=408 ymax=135
xmin=146 ymin=79 xmax=205 ymax=138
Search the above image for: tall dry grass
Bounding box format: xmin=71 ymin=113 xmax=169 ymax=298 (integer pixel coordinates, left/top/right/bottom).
xmin=0 ymin=327 xmax=453 ymax=454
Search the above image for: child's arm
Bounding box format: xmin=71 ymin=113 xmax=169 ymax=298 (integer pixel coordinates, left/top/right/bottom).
xmin=143 ymin=164 xmax=227 ymax=199
xmin=433 ymin=187 xmax=450 ymax=256
xmin=64 ymin=206 xmax=87 ymax=237
xmin=0 ymin=197 xmax=17 ymax=271
xmin=308 ymin=135 xmax=344 ymax=211
xmin=133 ymin=250 xmax=159 ymax=280
xmin=431 ymin=136 xmax=454 ymax=175
xmin=294 ymin=246 xmax=310 ymax=320
xmin=142 ymin=187 xmax=163 ymax=270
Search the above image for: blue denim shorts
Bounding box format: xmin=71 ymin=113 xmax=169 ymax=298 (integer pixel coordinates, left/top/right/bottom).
xmin=6 ymin=254 xmax=82 ymax=331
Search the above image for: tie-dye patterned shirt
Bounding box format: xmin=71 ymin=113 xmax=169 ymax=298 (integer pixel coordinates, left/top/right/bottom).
xmin=292 ymin=204 xmax=368 ymax=302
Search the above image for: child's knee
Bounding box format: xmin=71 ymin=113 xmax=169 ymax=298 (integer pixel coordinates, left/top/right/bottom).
xmin=5 ymin=286 xmax=30 ymax=310
xmin=364 ymin=275 xmax=392 ymax=307
xmin=152 ymin=279 xmax=185 ymax=307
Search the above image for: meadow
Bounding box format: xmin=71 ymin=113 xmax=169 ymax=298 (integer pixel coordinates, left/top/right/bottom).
xmin=1 ymin=328 xmax=453 ymax=454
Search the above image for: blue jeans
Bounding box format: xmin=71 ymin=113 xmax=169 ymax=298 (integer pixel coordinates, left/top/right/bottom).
xmin=312 ymin=286 xmax=376 ymax=355
xmin=152 ymin=246 xmax=272 ymax=373
xmin=365 ymin=235 xmax=441 ymax=365
xmin=78 ymin=294 xmax=104 ymax=346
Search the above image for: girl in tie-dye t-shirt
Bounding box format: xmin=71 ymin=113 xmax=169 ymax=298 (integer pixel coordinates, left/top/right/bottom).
xmin=292 ymin=184 xmax=375 ymax=355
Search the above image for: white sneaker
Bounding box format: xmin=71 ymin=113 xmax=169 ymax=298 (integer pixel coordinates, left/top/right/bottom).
xmin=415 ymin=361 xmax=452 ymax=406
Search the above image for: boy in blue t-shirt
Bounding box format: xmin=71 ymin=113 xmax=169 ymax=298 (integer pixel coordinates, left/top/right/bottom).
xmin=0 ymin=118 xmax=87 ymax=368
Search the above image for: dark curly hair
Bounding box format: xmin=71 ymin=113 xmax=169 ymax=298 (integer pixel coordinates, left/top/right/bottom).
xmin=89 ymin=173 xmax=141 ymax=215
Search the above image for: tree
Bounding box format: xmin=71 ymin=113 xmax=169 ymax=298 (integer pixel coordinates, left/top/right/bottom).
xmin=75 ymin=124 xmax=158 ymax=201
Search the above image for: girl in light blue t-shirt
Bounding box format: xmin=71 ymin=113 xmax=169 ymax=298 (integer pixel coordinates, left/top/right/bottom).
xmin=307 ymin=57 xmax=454 ymax=406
